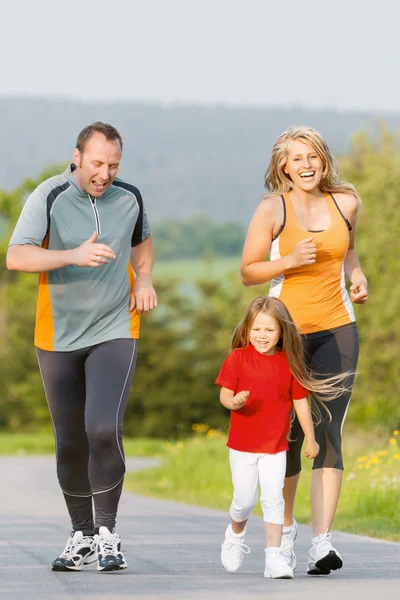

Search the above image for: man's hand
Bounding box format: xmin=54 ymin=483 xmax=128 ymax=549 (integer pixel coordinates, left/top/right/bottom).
xmin=129 ymin=273 xmax=158 ymax=313
xmin=71 ymin=232 xmax=116 ymax=267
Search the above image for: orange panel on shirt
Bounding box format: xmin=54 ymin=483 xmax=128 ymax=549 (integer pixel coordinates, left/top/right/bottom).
xmin=34 ymin=235 xmax=54 ymax=351
xmin=127 ymin=263 xmax=140 ymax=338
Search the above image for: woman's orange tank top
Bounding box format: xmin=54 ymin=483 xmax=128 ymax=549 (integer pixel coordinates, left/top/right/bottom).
xmin=269 ymin=192 xmax=355 ymax=334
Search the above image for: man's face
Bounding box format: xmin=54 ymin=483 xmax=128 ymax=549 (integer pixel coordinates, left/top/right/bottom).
xmin=72 ymin=132 xmax=122 ymax=197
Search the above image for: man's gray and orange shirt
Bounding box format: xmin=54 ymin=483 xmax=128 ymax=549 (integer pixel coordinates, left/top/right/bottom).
xmin=9 ymin=165 xmax=151 ymax=351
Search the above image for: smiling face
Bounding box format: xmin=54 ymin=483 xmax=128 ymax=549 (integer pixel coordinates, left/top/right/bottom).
xmin=72 ymin=131 xmax=122 ymax=197
xmin=283 ymin=139 xmax=323 ymax=193
xmin=249 ymin=311 xmax=281 ymax=355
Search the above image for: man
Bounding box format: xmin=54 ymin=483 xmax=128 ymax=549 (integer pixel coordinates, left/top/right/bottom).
xmin=6 ymin=122 xmax=157 ymax=572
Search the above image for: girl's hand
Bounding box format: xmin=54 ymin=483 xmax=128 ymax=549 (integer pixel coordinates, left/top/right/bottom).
xmin=232 ymin=390 xmax=249 ymax=410
xmin=304 ymin=439 xmax=320 ymax=459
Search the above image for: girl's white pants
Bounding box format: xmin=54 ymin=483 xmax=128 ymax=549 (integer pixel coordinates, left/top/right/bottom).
xmin=229 ymin=448 xmax=286 ymax=524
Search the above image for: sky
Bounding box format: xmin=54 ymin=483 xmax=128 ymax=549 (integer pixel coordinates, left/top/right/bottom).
xmin=2 ymin=0 xmax=399 ymax=113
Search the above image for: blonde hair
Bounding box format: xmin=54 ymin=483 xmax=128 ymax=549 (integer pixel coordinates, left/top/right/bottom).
xmin=264 ymin=125 xmax=360 ymax=202
xmin=232 ymin=296 xmax=352 ymax=420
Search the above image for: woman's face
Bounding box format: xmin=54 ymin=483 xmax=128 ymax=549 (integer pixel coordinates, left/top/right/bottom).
xmin=283 ymin=139 xmax=323 ymax=193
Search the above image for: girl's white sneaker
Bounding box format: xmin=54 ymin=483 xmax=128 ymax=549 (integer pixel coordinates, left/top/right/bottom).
xmin=264 ymin=547 xmax=294 ymax=579
xmin=221 ymin=525 xmax=250 ymax=573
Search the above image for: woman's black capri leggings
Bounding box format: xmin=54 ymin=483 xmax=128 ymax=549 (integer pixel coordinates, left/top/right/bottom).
xmin=286 ymin=322 xmax=359 ymax=477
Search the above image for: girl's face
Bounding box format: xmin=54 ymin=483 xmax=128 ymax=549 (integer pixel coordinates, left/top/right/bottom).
xmin=249 ymin=312 xmax=281 ymax=355
xmin=283 ymin=139 xmax=323 ymax=193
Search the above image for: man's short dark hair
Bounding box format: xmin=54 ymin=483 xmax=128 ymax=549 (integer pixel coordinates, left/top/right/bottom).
xmin=76 ymin=122 xmax=123 ymax=153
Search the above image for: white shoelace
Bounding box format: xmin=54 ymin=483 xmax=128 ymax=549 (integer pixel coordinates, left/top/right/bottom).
xmin=313 ymin=530 xmax=334 ymax=552
xmin=221 ymin=540 xmax=251 ymax=557
xmin=98 ymin=532 xmax=119 ymax=556
xmin=60 ymin=535 xmax=94 ymax=559
xmin=280 ymin=535 xmax=294 ymax=552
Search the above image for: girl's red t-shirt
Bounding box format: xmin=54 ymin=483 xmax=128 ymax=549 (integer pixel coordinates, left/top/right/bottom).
xmin=215 ymin=345 xmax=309 ymax=453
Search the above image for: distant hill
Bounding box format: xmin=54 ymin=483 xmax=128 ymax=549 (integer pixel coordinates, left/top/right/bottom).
xmin=1 ymin=96 xmax=399 ymax=223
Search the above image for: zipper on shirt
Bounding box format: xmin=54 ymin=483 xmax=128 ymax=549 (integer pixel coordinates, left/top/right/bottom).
xmin=88 ymin=195 xmax=102 ymax=235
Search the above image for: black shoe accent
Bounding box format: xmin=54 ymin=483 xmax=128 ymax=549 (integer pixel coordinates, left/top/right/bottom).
xmin=308 ymin=551 xmax=343 ymax=575
xmin=307 ymin=565 xmax=331 ymax=575
xmin=98 ymin=553 xmax=126 ymax=572
xmin=51 ymin=558 xmax=79 ymax=572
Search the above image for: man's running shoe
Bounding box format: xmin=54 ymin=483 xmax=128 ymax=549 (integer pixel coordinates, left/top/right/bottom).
xmin=307 ymin=531 xmax=343 ymax=575
xmin=96 ymin=526 xmax=127 ymax=571
xmin=51 ymin=531 xmax=96 ymax=571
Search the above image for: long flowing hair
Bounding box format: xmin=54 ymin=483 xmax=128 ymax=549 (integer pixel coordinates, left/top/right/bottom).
xmin=264 ymin=125 xmax=360 ymax=202
xmin=231 ymin=296 xmax=352 ymax=421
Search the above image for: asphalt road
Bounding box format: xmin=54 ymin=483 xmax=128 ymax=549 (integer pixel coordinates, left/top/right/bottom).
xmin=1 ymin=456 xmax=399 ymax=600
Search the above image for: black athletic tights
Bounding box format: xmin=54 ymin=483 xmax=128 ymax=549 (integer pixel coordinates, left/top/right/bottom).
xmin=286 ymin=323 xmax=359 ymax=477
xmin=37 ymin=338 xmax=138 ymax=535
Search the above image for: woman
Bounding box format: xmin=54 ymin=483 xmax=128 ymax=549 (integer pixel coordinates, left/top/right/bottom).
xmin=240 ymin=126 xmax=368 ymax=575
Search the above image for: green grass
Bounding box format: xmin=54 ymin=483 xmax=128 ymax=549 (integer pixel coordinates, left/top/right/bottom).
xmin=152 ymin=256 xmax=242 ymax=300
xmin=153 ymin=257 xmax=241 ymax=281
xmin=4 ymin=429 xmax=399 ymax=542
xmin=125 ymin=427 xmax=400 ymax=542
xmin=0 ymin=433 xmax=166 ymax=457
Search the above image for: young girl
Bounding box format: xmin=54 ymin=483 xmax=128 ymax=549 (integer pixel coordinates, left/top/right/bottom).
xmin=215 ymin=296 xmax=349 ymax=579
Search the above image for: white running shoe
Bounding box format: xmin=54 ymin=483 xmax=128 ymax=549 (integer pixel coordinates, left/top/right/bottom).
xmin=280 ymin=518 xmax=298 ymax=571
xmin=51 ymin=531 xmax=97 ymax=571
xmin=264 ymin=547 xmax=294 ymax=579
xmin=96 ymin=526 xmax=127 ymax=571
xmin=307 ymin=531 xmax=343 ymax=575
xmin=220 ymin=525 xmax=250 ymax=573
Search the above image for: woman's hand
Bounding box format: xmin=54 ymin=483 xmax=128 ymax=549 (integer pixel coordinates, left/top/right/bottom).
xmin=350 ymin=279 xmax=368 ymax=304
xmin=288 ymin=237 xmax=317 ymax=268
xmin=304 ymin=439 xmax=320 ymax=459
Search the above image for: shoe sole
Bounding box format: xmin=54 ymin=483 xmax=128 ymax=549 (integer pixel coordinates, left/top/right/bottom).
xmin=52 ymin=564 xmax=82 ymax=572
xmin=97 ymin=563 xmax=127 ymax=572
xmin=221 ymin=557 xmax=241 ymax=573
xmin=51 ymin=553 xmax=96 ymax=572
xmin=307 ymin=551 xmax=343 ymax=575
xmin=264 ymin=571 xmax=294 ymax=579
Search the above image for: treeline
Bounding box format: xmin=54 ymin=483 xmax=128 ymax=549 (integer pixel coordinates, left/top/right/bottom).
xmin=0 ymin=127 xmax=399 ymax=436
xmin=152 ymin=217 xmax=245 ymax=259
xmin=2 ymin=96 xmax=400 ymax=224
